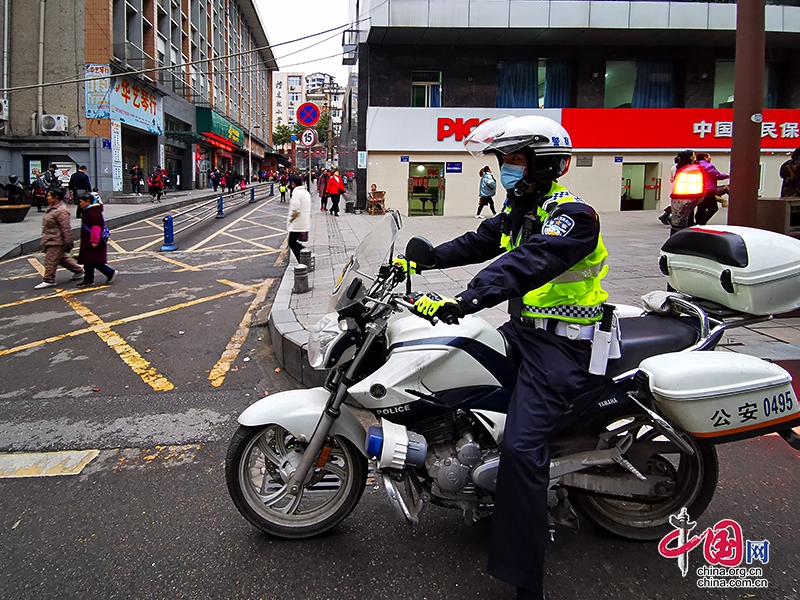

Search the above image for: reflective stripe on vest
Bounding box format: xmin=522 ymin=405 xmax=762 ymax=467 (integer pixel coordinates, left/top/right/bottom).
xmin=500 ymin=182 xmax=609 ymax=324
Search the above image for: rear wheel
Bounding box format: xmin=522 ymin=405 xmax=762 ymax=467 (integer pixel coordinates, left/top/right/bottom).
xmin=568 ymin=410 xmax=718 ymax=541
xmin=225 ymin=424 xmax=368 ymax=539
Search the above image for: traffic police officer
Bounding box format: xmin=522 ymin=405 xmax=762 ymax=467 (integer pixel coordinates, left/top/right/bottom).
xmin=408 ymin=115 xmax=609 ymax=600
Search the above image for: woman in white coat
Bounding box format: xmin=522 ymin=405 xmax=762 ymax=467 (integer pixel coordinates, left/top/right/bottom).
xmin=287 ymin=174 xmax=311 ymax=261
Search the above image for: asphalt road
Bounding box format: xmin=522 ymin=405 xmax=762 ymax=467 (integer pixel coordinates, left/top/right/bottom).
xmin=1 ymin=196 xmax=799 ymax=600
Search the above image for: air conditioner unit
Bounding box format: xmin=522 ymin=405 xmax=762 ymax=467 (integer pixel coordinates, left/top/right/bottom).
xmin=0 ymin=99 xmax=8 ymax=121
xmin=41 ymin=114 xmax=68 ymax=133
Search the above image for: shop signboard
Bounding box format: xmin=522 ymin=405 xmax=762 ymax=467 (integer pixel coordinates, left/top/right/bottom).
xmin=109 ymin=76 xmax=164 ymax=135
xmin=85 ymin=64 xmax=111 ymax=119
xmin=446 ymin=162 xmax=462 ymax=173
xmin=111 ymin=120 xmax=123 ymax=192
xmin=560 ymin=109 xmax=800 ymax=151
xmin=196 ymin=108 xmax=243 ymax=147
xmin=358 ymin=151 xmax=368 ymax=169
xmin=28 ymin=160 xmax=42 ymax=185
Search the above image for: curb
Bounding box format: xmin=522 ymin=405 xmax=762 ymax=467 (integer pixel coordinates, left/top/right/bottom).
xmin=0 ymin=185 xmax=273 ymax=261
xmin=266 ymin=262 xmax=326 ymax=389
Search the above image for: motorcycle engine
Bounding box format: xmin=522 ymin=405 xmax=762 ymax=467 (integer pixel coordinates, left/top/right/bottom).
xmin=423 ymin=414 xmax=493 ymax=494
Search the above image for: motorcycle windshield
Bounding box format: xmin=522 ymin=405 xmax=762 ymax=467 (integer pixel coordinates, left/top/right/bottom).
xmin=328 ymin=211 xmax=402 ymax=312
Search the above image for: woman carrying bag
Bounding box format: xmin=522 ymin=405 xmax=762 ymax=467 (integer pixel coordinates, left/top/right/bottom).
xmin=75 ymin=194 xmax=117 ymax=288
xmin=325 ymin=169 xmax=346 ymax=217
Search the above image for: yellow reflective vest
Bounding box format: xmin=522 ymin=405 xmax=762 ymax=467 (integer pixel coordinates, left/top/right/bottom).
xmin=500 ymin=182 xmax=609 ymax=324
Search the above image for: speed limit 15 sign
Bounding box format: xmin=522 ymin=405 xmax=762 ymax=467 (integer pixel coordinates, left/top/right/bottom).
xmin=300 ymin=128 xmax=318 ymax=148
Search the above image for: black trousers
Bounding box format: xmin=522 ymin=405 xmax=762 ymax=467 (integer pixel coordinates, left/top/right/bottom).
xmin=488 ymin=319 xmax=593 ymax=596
xmin=288 ymin=232 xmax=305 ymax=262
xmin=132 ymin=180 xmax=141 ymax=194
xmin=82 ymin=263 xmax=115 ymax=284
xmin=695 ymin=193 xmax=719 ymax=226
xmin=329 ymin=194 xmax=341 ymax=215
xmin=477 ymin=196 xmax=496 ymax=216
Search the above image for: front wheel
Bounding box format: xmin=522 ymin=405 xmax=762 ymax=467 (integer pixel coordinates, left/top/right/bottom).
xmin=568 ymin=411 xmax=719 ymax=541
xmin=225 ymin=424 xmax=368 ymax=539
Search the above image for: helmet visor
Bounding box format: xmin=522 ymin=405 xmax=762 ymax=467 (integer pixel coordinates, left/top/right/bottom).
xmin=464 ymin=115 xmax=553 ymax=158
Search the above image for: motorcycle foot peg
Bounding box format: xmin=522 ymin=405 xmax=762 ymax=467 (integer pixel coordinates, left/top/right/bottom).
xmin=549 ymin=528 xmax=556 ymax=543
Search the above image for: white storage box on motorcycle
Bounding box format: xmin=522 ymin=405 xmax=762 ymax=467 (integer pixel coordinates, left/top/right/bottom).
xmin=638 ymin=352 xmax=800 ymax=439
xmin=660 ymin=226 xmax=800 ymax=315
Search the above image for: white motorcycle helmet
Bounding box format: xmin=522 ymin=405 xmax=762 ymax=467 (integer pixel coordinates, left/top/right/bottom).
xmin=464 ymin=115 xmax=573 ymax=185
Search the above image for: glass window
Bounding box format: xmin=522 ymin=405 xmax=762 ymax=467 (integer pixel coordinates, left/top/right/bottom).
xmin=288 ymin=75 xmax=302 ymax=87
xmin=411 ymin=71 xmax=442 ymax=107
xmin=714 ymin=61 xmax=777 ymax=108
xmin=604 ymin=61 xmax=637 ymax=108
xmin=288 ymin=92 xmax=302 ymax=102
xmin=604 ymin=61 xmax=674 ymax=108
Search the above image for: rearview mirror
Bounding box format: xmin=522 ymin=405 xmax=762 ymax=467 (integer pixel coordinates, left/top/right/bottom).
xmin=405 ymin=237 xmax=436 ymax=269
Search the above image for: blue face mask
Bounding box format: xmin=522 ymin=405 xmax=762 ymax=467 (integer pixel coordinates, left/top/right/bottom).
xmin=500 ymin=164 xmax=526 ymax=190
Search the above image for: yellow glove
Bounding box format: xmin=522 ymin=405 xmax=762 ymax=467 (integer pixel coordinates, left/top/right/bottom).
xmin=393 ymin=257 xmax=418 ymax=276
xmin=412 ymin=292 xmax=464 ymax=324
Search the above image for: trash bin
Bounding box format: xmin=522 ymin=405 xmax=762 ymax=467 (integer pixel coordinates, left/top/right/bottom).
xmin=345 ymin=200 xmax=355 ymax=213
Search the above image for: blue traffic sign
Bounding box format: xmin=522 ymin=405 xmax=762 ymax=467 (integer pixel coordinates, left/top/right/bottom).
xmin=296 ymin=102 xmax=321 ymax=127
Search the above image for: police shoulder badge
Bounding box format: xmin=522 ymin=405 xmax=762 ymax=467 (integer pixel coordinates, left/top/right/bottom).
xmin=542 ymin=215 xmax=575 ymax=236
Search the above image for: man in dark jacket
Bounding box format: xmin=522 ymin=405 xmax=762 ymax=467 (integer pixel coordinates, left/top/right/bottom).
xmin=780 ymin=148 xmax=800 ymax=198
xmin=68 ymin=165 xmax=93 ymax=218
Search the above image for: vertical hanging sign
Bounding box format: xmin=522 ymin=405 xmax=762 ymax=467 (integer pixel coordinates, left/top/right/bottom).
xmin=85 ymin=64 xmax=111 ymax=119
xmin=111 ymin=121 xmax=123 ymax=192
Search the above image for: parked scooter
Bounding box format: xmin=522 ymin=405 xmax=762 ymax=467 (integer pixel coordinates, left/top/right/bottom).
xmin=226 ymin=212 xmax=800 ymax=540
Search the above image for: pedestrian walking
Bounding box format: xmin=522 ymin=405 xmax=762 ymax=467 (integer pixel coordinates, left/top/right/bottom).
xmin=210 ymin=169 xmax=220 ymax=192
xmin=318 ymin=169 xmax=330 ymax=211
xmin=75 ymin=194 xmax=116 ymax=287
xmin=325 ymin=169 xmax=346 ymax=216
xmin=35 ymin=187 xmax=84 ymax=289
xmin=160 ymin=168 xmax=170 ymax=196
xmin=129 ymin=164 xmax=144 ymax=196
xmin=286 ymin=174 xmax=311 ymax=262
xmin=148 ymin=167 xmax=164 ymax=203
xmin=279 ymin=182 xmax=287 ymax=202
xmin=695 ymin=152 xmax=729 ymax=225
xmin=68 ymin=165 xmax=92 ymax=218
xmin=476 ymin=166 xmax=497 ymax=218
xmin=780 ymin=148 xmax=800 ymax=198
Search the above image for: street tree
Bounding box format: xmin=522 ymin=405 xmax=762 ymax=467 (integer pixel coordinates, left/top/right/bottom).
xmin=273 ymin=124 xmax=293 ymax=148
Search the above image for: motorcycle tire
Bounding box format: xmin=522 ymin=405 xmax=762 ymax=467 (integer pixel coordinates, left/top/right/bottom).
xmin=225 ymin=424 xmax=368 ymax=539
xmin=567 ymin=409 xmax=719 ymax=541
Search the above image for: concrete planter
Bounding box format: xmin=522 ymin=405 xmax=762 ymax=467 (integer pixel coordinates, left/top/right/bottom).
xmin=0 ymin=204 xmax=32 ymax=223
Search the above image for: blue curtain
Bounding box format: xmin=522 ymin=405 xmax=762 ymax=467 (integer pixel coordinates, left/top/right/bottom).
xmin=632 ymin=61 xmax=675 ymax=108
xmin=544 ymin=60 xmax=573 ymax=108
xmin=497 ymin=61 xmax=539 ymax=108
xmin=430 ymin=84 xmax=441 ymax=108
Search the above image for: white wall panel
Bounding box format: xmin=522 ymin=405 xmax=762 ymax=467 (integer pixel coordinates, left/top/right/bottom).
xmin=469 ymin=0 xmax=510 ymax=28
xmin=707 ymin=3 xmax=735 ymax=31
xmin=785 ymin=6 xmax=800 ymax=33
xmin=389 ymin=0 xmax=430 ymax=27
xmin=765 ymin=5 xmax=784 ymax=32
xmin=430 ymin=0 xmax=469 ymax=27
xmin=509 ymin=0 xmax=550 ymax=28
xmin=366 ymin=0 xmax=389 ymax=28
xmin=668 ymin=2 xmax=709 ymax=30
xmin=629 ymin=2 xmax=669 ymax=28
xmin=550 ymin=1 xmax=590 ymax=27
xmin=589 ymin=2 xmax=630 ymax=29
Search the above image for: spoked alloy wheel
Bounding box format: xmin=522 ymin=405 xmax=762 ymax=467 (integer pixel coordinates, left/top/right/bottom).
xmin=568 ymin=411 xmax=718 ymax=541
xmin=225 ymin=424 xmax=367 ymax=539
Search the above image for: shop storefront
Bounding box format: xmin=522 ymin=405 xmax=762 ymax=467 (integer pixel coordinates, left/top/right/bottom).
xmin=365 ymin=107 xmax=800 ymax=216
xmin=196 ymin=108 xmax=243 ymax=176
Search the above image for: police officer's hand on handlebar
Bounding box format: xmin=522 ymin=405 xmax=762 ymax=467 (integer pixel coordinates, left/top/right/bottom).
xmin=409 ymin=292 xmax=465 ymax=325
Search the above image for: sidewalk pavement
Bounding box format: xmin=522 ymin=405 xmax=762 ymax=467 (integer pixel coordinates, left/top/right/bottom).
xmin=0 ymin=182 xmax=277 ymax=261
xmin=268 ymin=195 xmax=800 ymax=387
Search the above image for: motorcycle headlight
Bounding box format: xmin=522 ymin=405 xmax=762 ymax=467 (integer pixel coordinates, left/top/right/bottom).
xmin=308 ymin=313 xmax=348 ymax=369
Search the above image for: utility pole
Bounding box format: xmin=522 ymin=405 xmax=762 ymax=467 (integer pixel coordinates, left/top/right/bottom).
xmin=728 ymin=0 xmax=765 ymax=226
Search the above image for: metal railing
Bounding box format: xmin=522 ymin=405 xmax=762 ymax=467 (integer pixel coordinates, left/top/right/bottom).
xmin=160 ymin=184 xmax=274 ymax=252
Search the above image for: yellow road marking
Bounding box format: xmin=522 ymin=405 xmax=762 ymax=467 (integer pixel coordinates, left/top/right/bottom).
xmin=173 ymin=250 xmax=277 ymax=272
xmin=131 ymin=237 xmax=164 ymax=253
xmin=0 ymin=449 xmax=99 ymax=478
xmin=27 ymin=257 xmax=45 ymax=276
xmin=240 ymin=220 xmax=289 ymax=234
xmin=217 ymin=279 xmax=260 ymax=294
xmin=0 ymin=285 xmax=108 ymax=310
xmin=148 ymin=252 xmax=201 ymax=271
xmin=0 ymin=286 xmax=249 ymax=358
xmin=107 ymin=238 xmax=127 ymax=253
xmin=209 ymin=278 xmax=274 ymax=387
xmin=186 ymin=202 xmax=270 ymax=252
xmin=218 ymin=231 xmax=277 ymax=251
xmin=60 ymin=292 xmax=175 ymax=391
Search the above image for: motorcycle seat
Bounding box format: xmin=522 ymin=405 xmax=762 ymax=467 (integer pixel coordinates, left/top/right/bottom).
xmin=606 ymin=314 xmax=700 ymax=377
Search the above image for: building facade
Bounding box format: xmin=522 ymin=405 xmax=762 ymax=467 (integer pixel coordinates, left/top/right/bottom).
xmin=0 ymin=0 xmax=275 ymax=196
xmin=340 ymin=0 xmax=800 ymax=215
xmin=271 ymin=72 xmax=306 ymax=130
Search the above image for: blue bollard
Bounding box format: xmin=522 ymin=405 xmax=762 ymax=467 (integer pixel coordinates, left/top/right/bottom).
xmin=216 ymin=195 xmax=226 ymax=219
xmin=249 ymin=186 xmax=256 ymax=203
xmin=160 ymin=215 xmax=178 ymax=252
xmin=270 ymin=183 xmax=274 ymax=196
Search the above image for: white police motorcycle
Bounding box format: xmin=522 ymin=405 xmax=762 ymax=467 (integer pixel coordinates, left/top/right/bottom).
xmin=226 ymin=212 xmax=800 ymax=540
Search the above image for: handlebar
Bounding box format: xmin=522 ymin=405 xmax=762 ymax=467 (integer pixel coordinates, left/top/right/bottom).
xmin=394 ymin=294 xmax=457 ymax=326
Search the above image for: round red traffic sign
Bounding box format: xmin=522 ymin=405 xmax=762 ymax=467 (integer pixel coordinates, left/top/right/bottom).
xmin=296 ymin=102 xmax=320 ymax=127
xmin=300 ymin=128 xmax=318 ymax=148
